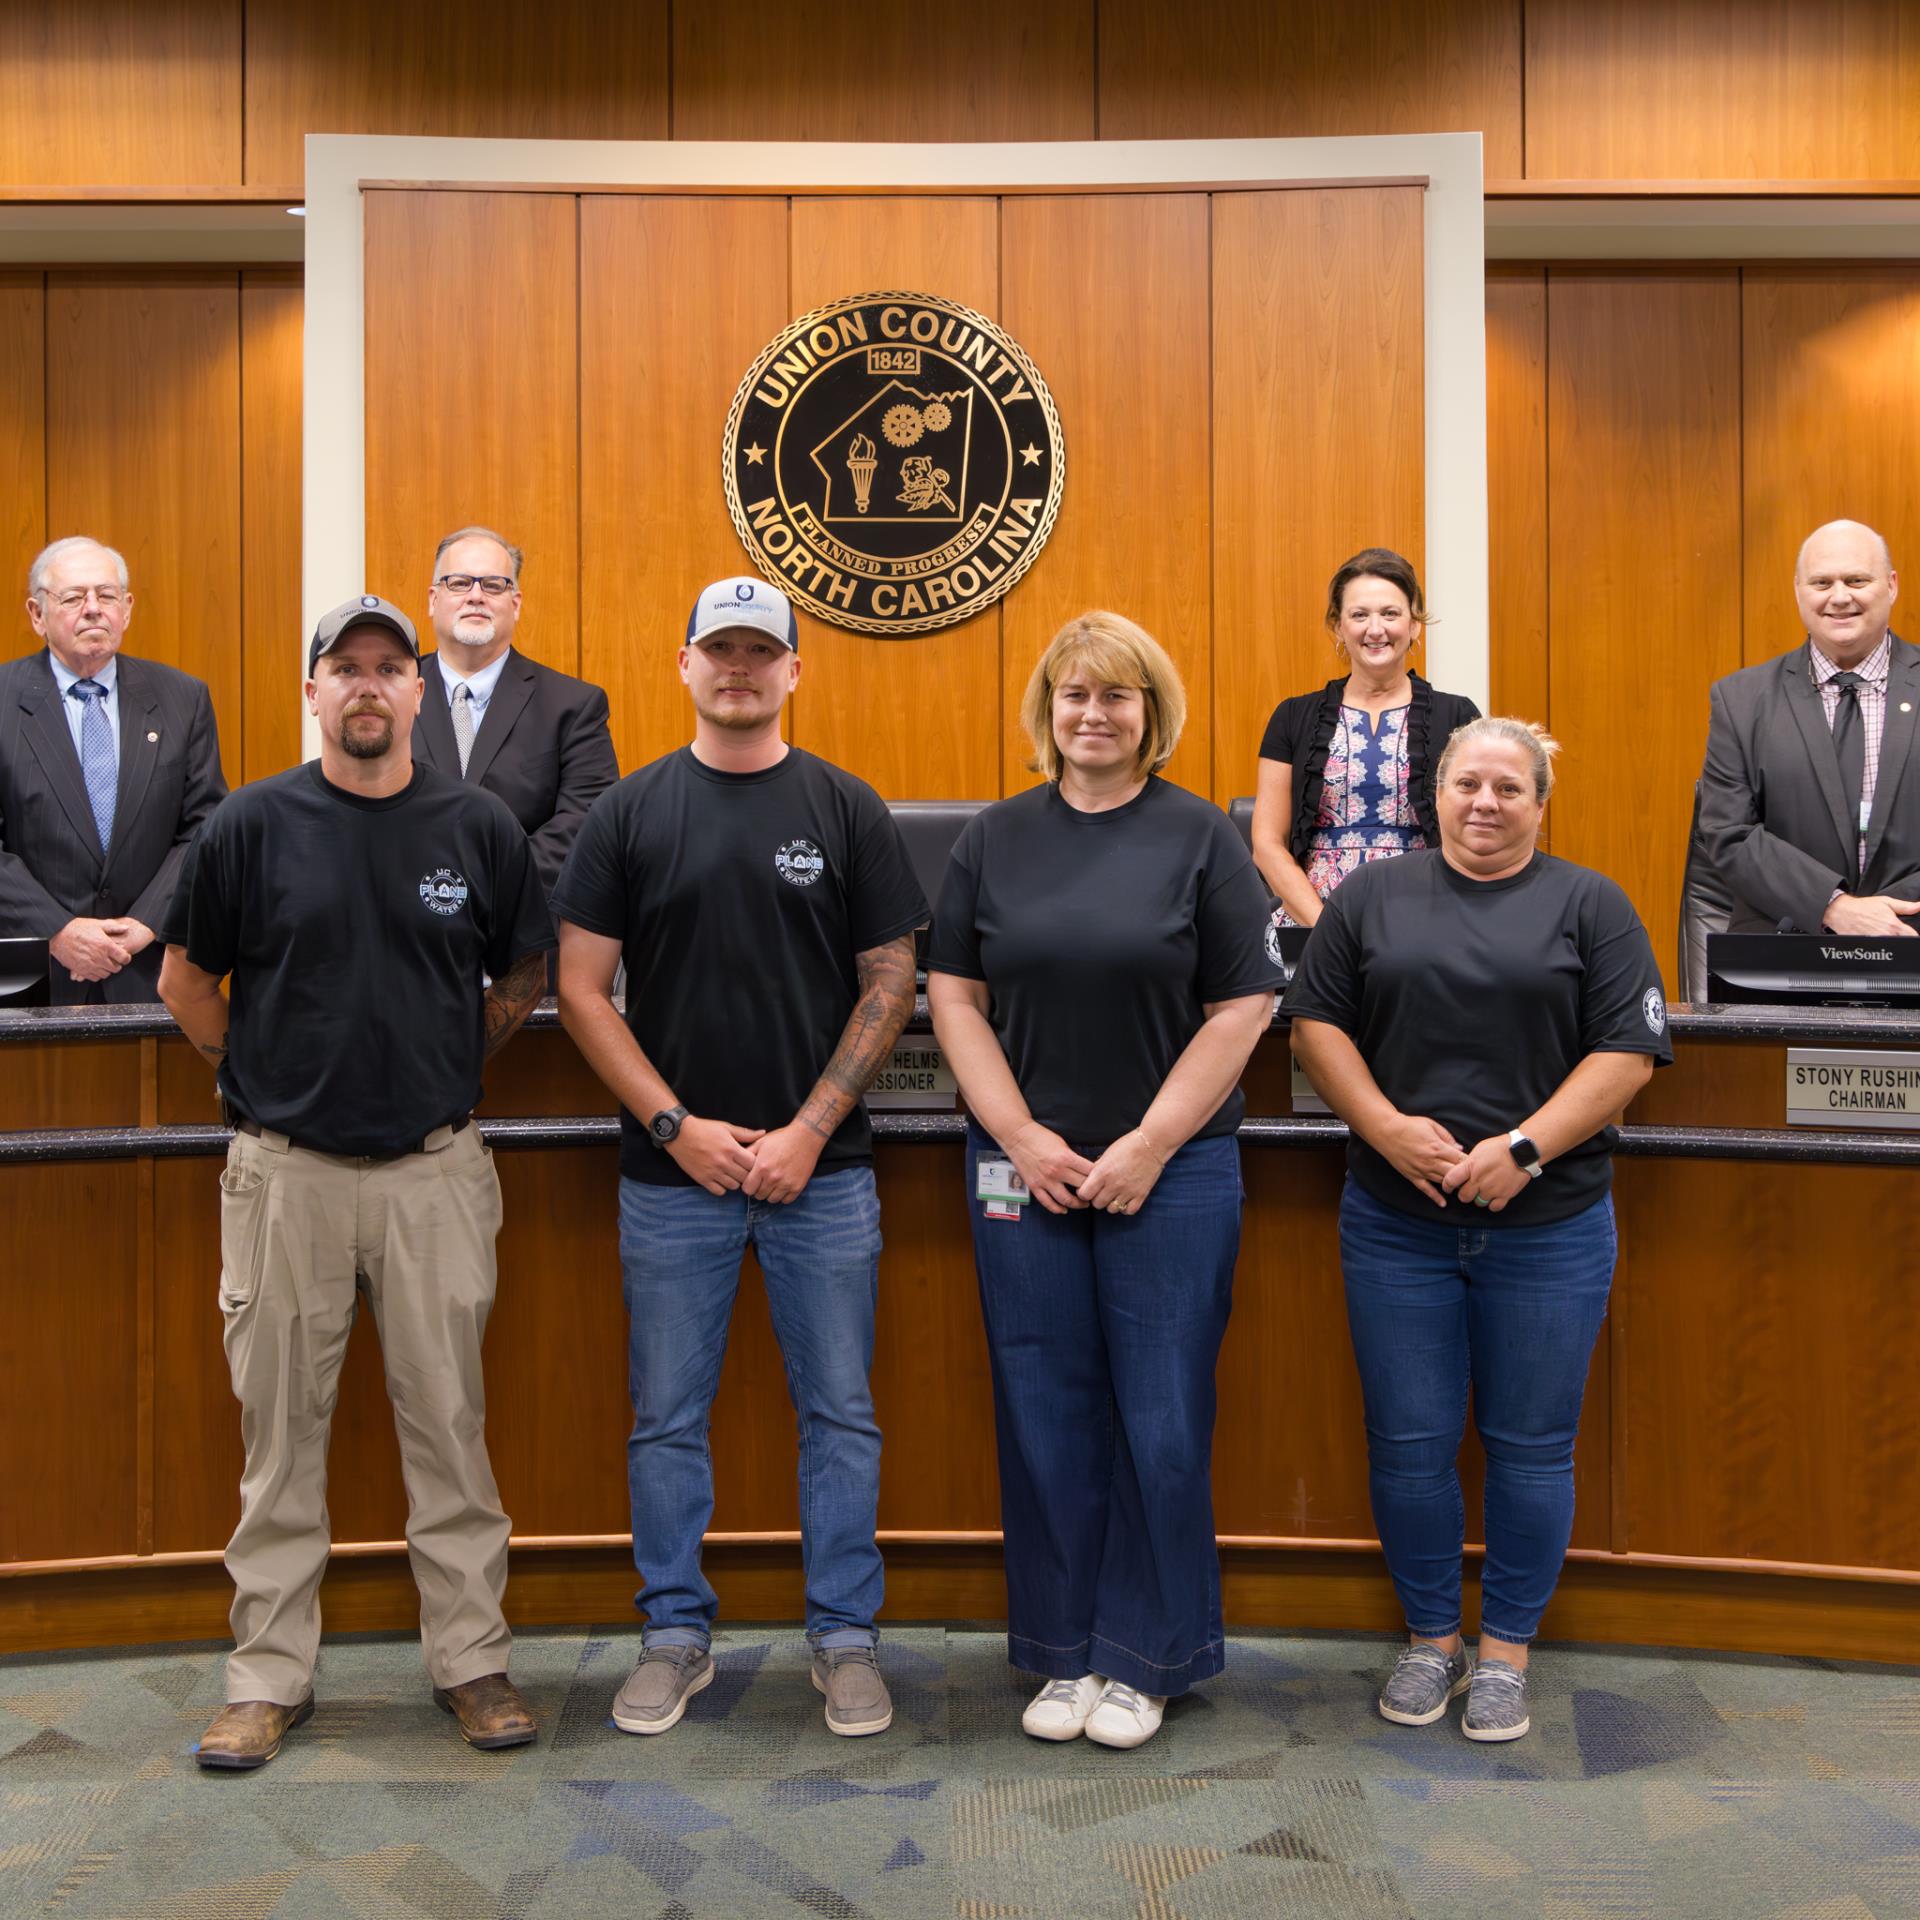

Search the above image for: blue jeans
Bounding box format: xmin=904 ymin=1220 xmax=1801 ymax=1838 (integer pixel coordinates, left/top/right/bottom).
xmin=966 ymin=1122 xmax=1242 ymax=1696
xmin=1338 ymin=1178 xmax=1617 ymax=1646
xmin=617 ymin=1166 xmax=884 ymax=1651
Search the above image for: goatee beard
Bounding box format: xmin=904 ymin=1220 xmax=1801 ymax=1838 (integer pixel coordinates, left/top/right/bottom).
xmin=341 ymin=719 xmax=394 ymax=759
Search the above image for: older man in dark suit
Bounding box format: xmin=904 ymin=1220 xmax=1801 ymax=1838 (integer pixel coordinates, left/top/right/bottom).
xmin=0 ymin=536 xmax=226 ymax=1001
xmin=414 ymin=526 xmax=618 ymax=900
xmin=1699 ymin=518 xmax=1920 ymax=939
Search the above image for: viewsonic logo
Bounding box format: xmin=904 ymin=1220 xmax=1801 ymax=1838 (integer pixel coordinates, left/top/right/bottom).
xmin=1822 ymin=945 xmax=1892 ymax=961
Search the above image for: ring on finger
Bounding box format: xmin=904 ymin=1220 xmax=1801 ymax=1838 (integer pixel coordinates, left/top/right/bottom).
xmin=1472 ymin=1193 xmax=1489 ymax=1208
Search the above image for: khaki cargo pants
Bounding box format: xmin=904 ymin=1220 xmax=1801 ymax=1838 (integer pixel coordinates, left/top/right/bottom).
xmin=216 ymin=1120 xmax=513 ymax=1704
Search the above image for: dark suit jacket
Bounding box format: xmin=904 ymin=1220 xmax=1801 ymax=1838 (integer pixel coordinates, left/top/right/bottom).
xmin=1698 ymin=634 xmax=1920 ymax=933
xmin=0 ymin=648 xmax=227 ymax=1001
xmin=415 ymin=649 xmax=618 ymax=898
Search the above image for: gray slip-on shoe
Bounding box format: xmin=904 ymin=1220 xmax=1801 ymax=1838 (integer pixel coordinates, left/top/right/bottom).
xmin=1462 ymin=1658 xmax=1531 ymax=1742
xmin=612 ymin=1644 xmax=714 ymax=1735
xmin=1378 ymin=1642 xmax=1474 ymax=1727
xmin=811 ymin=1645 xmax=892 ymax=1736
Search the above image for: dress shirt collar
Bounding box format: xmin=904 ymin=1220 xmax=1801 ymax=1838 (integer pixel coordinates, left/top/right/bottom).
xmin=439 ymin=644 xmax=512 ymax=712
xmin=1809 ymin=632 xmax=1891 ymax=690
xmin=47 ymin=649 xmax=119 ymax=700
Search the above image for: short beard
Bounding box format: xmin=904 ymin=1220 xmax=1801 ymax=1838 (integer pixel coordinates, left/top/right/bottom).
xmin=340 ymin=717 xmax=394 ymax=759
xmin=449 ymin=617 xmax=496 ymax=649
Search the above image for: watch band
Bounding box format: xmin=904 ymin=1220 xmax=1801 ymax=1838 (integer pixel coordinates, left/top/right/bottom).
xmin=1507 ymin=1128 xmax=1544 ymax=1178
xmin=648 ymin=1104 xmax=689 ymax=1149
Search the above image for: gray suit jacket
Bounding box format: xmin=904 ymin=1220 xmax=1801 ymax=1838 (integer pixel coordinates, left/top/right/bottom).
xmin=1697 ymin=634 xmax=1920 ymax=934
xmin=415 ymin=649 xmax=618 ymax=899
xmin=0 ymin=648 xmax=227 ymax=1001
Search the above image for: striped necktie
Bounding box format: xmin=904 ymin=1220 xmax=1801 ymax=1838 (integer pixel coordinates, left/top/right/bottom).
xmin=67 ymin=678 xmax=117 ymax=853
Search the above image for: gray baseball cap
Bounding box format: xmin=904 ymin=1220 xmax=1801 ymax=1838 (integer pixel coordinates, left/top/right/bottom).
xmin=308 ymin=595 xmax=419 ymax=676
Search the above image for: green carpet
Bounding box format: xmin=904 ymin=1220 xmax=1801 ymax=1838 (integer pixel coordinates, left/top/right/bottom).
xmin=3 ymin=1627 xmax=1916 ymax=1917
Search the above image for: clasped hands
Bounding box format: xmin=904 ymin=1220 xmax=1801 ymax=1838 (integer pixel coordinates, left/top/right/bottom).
xmin=51 ymin=915 xmax=154 ymax=982
xmin=667 ymin=1116 xmax=824 ymax=1203
xmin=1006 ymin=1120 xmax=1168 ymax=1217
xmin=1381 ymin=1113 xmax=1531 ymax=1212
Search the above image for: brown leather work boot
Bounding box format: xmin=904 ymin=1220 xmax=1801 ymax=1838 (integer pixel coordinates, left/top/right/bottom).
xmin=433 ymin=1672 xmax=537 ymax=1749
xmin=195 ymin=1695 xmax=314 ymax=1770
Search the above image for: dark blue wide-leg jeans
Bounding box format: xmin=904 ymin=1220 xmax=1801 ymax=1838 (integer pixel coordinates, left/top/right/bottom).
xmin=966 ymin=1122 xmax=1242 ymax=1696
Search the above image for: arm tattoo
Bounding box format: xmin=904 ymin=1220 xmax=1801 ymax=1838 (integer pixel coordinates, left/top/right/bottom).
xmin=483 ymin=950 xmax=549 ymax=1058
xmin=196 ymin=1039 xmax=228 ymax=1068
xmin=797 ymin=935 xmax=918 ymax=1141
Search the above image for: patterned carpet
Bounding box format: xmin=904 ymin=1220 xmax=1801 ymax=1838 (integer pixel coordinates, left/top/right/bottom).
xmin=3 ymin=1627 xmax=1918 ymax=1918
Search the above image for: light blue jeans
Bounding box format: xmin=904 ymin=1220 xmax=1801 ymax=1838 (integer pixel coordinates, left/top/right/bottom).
xmin=616 ymin=1166 xmax=884 ymax=1651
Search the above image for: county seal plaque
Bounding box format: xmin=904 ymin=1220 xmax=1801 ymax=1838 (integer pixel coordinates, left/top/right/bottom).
xmin=722 ymin=292 xmax=1065 ymax=636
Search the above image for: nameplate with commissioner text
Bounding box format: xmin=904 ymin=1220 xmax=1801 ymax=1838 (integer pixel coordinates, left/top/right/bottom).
xmin=864 ymin=1035 xmax=957 ymax=1111
xmin=1786 ymin=1048 xmax=1920 ymax=1130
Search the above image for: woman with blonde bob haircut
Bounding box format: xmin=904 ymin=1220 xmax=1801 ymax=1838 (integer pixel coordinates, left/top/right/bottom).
xmin=927 ymin=611 xmax=1283 ymax=1751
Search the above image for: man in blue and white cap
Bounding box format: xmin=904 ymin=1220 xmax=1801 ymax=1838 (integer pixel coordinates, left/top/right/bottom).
xmin=554 ymin=575 xmax=926 ymax=1738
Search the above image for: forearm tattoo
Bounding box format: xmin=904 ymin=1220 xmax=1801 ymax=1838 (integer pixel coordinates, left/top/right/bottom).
xmin=797 ymin=936 xmax=918 ymax=1141
xmin=483 ymin=950 xmax=549 ymax=1058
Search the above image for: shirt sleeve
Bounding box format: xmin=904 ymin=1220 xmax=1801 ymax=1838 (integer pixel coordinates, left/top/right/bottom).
xmin=1281 ymin=877 xmax=1364 ymax=1036
xmin=1258 ymin=698 xmax=1298 ymax=764
xmin=1577 ymin=876 xmax=1676 ymax=1065
xmin=549 ymin=785 xmax=629 ymax=941
xmin=160 ymin=804 xmax=239 ymax=979
xmin=846 ymin=787 xmax=931 ymax=952
xmin=486 ymin=811 xmax=557 ymax=977
xmin=924 ymin=817 xmax=986 ymax=980
xmin=1196 ymin=824 xmax=1288 ymax=1001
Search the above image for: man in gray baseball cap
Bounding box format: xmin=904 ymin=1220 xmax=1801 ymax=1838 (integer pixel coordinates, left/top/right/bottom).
xmin=159 ymin=592 xmax=555 ymax=1768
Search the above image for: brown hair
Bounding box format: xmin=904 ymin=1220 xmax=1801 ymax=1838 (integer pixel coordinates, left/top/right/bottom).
xmin=1019 ymin=611 xmax=1187 ymax=783
xmin=1323 ymin=547 xmax=1431 ymax=636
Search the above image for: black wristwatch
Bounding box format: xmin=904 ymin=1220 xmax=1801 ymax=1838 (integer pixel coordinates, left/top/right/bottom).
xmin=1507 ymin=1129 xmax=1544 ymax=1179
xmin=648 ymin=1104 xmax=689 ymax=1149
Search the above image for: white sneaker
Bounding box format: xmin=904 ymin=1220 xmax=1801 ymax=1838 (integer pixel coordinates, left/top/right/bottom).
xmin=1084 ymin=1678 xmax=1167 ymax=1749
xmin=1021 ymin=1673 xmax=1105 ymax=1741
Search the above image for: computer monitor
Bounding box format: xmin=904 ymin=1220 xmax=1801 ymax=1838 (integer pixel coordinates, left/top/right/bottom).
xmin=1705 ymin=932 xmax=1920 ymax=1006
xmin=0 ymin=938 xmax=51 ymax=1008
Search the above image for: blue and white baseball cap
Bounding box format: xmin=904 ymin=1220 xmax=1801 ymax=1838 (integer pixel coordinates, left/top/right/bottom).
xmin=685 ymin=575 xmax=799 ymax=651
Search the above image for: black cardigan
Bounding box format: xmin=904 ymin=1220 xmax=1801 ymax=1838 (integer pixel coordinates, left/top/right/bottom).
xmin=1258 ymin=674 xmax=1482 ymax=864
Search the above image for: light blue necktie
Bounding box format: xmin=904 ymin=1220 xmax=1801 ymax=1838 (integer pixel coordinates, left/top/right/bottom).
xmin=68 ymin=679 xmax=117 ymax=854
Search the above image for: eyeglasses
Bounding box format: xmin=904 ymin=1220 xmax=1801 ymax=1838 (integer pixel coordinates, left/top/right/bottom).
xmin=435 ymin=573 xmax=516 ymax=598
xmin=46 ymin=586 xmax=126 ymax=611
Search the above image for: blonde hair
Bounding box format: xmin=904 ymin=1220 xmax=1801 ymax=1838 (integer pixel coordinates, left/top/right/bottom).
xmin=1436 ymin=715 xmax=1561 ymax=804
xmin=1020 ymin=611 xmax=1187 ymax=782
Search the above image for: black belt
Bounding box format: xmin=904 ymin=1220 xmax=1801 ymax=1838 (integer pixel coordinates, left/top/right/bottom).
xmin=232 ymin=1114 xmax=472 ymax=1160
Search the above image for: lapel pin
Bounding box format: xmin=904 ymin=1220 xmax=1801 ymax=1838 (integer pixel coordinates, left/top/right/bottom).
xmin=146 ymin=730 xmax=159 ymax=742
xmin=1903 ymin=703 xmax=1913 ymax=715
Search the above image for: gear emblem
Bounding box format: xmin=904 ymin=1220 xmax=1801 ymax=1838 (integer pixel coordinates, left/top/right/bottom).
xmin=881 ymin=403 xmax=925 ymax=448
xmin=922 ymin=400 xmax=952 ymax=432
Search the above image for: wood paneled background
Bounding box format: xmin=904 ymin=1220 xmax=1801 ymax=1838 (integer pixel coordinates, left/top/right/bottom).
xmin=9 ymin=2 xmax=1920 ymax=192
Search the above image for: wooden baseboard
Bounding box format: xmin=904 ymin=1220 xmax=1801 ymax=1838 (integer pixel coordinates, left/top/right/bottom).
xmin=4 ymin=1539 xmax=1914 ymax=1664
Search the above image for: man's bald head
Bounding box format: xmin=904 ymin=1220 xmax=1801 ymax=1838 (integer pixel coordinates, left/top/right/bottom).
xmin=1794 ymin=519 xmax=1898 ymax=670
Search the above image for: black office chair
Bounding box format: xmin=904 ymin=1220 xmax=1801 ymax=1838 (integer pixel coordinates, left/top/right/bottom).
xmin=888 ymin=800 xmax=991 ymax=968
xmin=1227 ymin=796 xmax=1255 ymax=851
xmin=1677 ymin=779 xmax=1736 ymax=1003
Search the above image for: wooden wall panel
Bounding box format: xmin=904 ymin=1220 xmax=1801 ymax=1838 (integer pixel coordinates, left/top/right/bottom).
xmin=1001 ymin=194 xmax=1212 ymax=796
xmin=240 ymin=270 xmax=303 ymax=782
xmin=243 ymin=0 xmax=669 ymax=194
xmin=1526 ymin=1 xmax=1920 ymax=182
xmin=1099 ymin=0 xmax=1524 ymax=179
xmin=1616 ymin=1158 xmax=1920 ymax=1569
xmin=1742 ymin=267 xmax=1920 ymax=668
xmin=0 ymin=4 xmax=241 ymax=189
xmin=0 ymin=1162 xmax=138 ymax=1561
xmin=787 ymin=199 xmax=1002 ymax=798
xmin=1212 ymin=188 xmax=1426 ymax=810
xmin=0 ymin=1039 xmax=140 ymax=1131
xmin=673 ymin=2 xmax=1095 ymax=143
xmin=46 ymin=272 xmax=243 ymax=790
xmin=578 ymin=196 xmax=790 ymax=776
xmin=1486 ymin=265 xmax=1549 ymax=729
xmin=1545 ymin=270 xmax=1741 ymax=991
xmin=364 ymin=192 xmax=579 ymax=677
xmin=0 ymin=273 xmax=43 ymax=645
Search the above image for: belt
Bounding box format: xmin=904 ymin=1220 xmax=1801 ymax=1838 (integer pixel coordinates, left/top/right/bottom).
xmin=232 ymin=1114 xmax=472 ymax=1160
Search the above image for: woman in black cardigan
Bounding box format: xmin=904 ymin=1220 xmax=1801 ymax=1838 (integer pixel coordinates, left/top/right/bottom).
xmin=1251 ymin=548 xmax=1480 ymax=926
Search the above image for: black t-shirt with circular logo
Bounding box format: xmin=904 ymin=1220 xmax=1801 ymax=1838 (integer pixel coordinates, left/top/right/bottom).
xmin=926 ymin=778 xmax=1286 ymax=1152
xmin=162 ymin=760 xmax=555 ymax=1155
xmin=1282 ymin=848 xmax=1674 ymax=1226
xmin=552 ymin=746 xmax=929 ymax=1185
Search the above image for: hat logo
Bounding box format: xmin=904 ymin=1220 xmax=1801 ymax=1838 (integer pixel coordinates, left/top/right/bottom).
xmin=361 ymin=595 xmax=379 ymax=609
xmin=735 ymin=582 xmax=755 ymax=601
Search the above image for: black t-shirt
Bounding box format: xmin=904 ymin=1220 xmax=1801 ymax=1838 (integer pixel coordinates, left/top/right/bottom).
xmin=163 ymin=761 xmax=555 ymax=1156
xmin=1283 ymin=849 xmax=1674 ymax=1225
xmin=926 ymin=777 xmax=1285 ymax=1150
xmin=551 ymin=746 xmax=928 ymax=1185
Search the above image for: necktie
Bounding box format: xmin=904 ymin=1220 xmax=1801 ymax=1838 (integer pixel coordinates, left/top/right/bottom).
xmin=68 ymin=679 xmax=117 ymax=854
xmin=1831 ymin=671 xmax=1865 ymax=872
xmin=452 ymin=682 xmax=475 ymax=776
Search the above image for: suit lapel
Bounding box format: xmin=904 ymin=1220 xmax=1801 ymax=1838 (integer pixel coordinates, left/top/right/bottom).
xmin=415 ymin=656 xmax=456 ymax=775
xmin=461 ymin=652 xmax=534 ymax=789
xmin=18 ymin=655 xmax=105 ymax=865
xmin=1783 ymin=646 xmax=1856 ymax=871
xmin=104 ymin=659 xmax=161 ymax=878
xmin=1865 ymin=638 xmax=1920 ymax=874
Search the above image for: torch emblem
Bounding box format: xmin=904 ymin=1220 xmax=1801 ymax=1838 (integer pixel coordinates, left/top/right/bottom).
xmin=846 ymin=433 xmax=878 ymax=513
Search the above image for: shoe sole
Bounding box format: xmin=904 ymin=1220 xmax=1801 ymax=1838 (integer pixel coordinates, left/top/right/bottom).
xmin=194 ymin=1694 xmax=314 ymax=1770
xmin=1463 ymin=1713 xmax=1531 ymax=1743
xmin=1378 ymin=1670 xmax=1473 ymax=1728
xmin=1084 ymin=1719 xmax=1159 ymax=1750
xmin=1021 ymin=1716 xmax=1088 ymax=1742
xmin=433 ymin=1688 xmax=538 ymax=1749
xmin=612 ymin=1659 xmax=714 ymax=1735
xmin=811 ymin=1667 xmax=893 ymax=1737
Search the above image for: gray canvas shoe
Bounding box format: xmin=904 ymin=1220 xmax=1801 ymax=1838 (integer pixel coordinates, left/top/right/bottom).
xmin=1378 ymin=1642 xmax=1474 ymax=1726
xmin=611 ymin=1644 xmax=713 ymax=1735
xmin=811 ymin=1645 xmax=892 ymax=1736
xmin=1462 ymin=1659 xmax=1531 ymax=1742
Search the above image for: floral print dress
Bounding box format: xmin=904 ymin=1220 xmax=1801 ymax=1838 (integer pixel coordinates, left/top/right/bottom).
xmin=1278 ymin=703 xmax=1426 ymax=926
